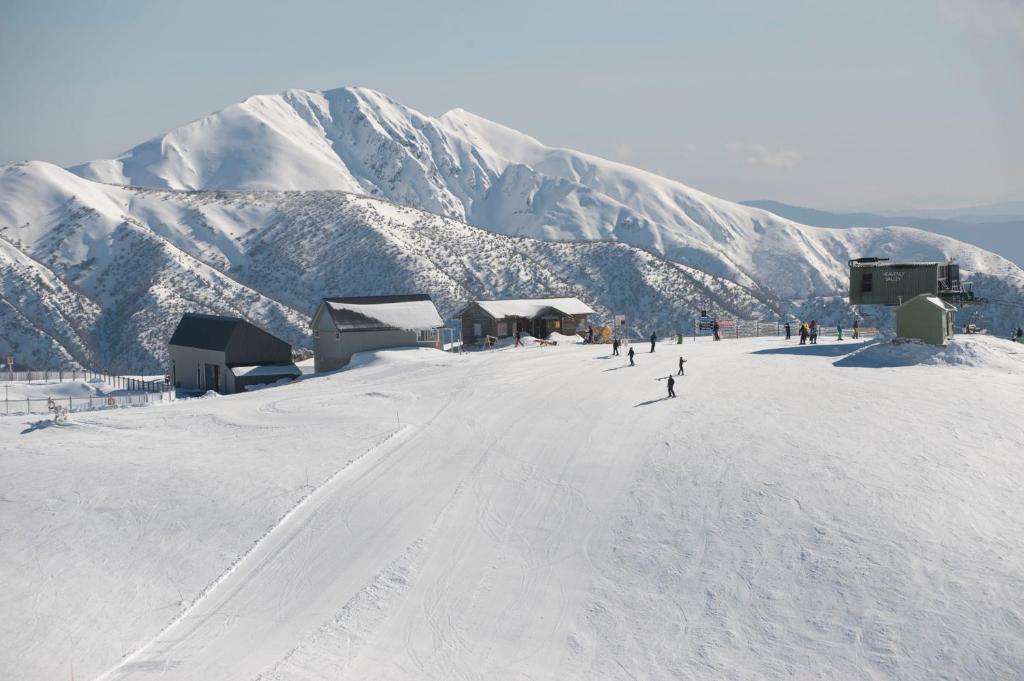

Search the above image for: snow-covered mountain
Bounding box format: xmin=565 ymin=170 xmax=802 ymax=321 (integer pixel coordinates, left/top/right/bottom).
xmin=70 ymin=86 xmax=1024 ymax=304
xmin=4 ymin=86 xmax=1022 ymax=369
xmin=0 ymin=162 xmax=781 ymax=371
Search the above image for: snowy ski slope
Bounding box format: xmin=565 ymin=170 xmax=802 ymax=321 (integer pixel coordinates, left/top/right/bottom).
xmin=3 ymin=335 xmax=1023 ymax=680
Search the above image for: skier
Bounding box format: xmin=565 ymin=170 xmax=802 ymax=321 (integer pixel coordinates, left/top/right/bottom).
xmin=837 ymin=322 xmax=844 ymax=341
xmin=650 ymin=331 xmax=657 ymax=353
xmin=713 ymin=320 xmax=721 ymax=341
xmin=809 ymin=320 xmax=818 ymax=345
xmin=667 ymin=375 xmax=676 ymax=398
xmin=612 ymin=338 xmax=620 ymax=355
xmin=799 ymin=322 xmax=809 ymax=345
xmin=852 ymin=318 xmax=860 ymax=339
xmin=784 ymin=322 xmax=791 ymax=340
xmin=628 ymin=346 xmax=635 ymax=366
xmin=514 ymin=330 xmax=522 ymax=348
xmin=678 ymin=356 xmax=686 ymax=376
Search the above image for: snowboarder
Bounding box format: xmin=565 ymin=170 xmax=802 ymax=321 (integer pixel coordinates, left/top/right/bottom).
xmin=628 ymin=346 xmax=635 ymax=366
xmin=799 ymin=322 xmax=809 ymax=345
xmin=514 ymin=330 xmax=522 ymax=348
xmin=837 ymin=322 xmax=844 ymax=341
xmin=678 ymin=356 xmax=686 ymax=376
xmin=713 ymin=320 xmax=721 ymax=341
xmin=852 ymin=318 xmax=860 ymax=339
xmin=612 ymin=338 xmax=620 ymax=355
xmin=667 ymin=375 xmax=676 ymax=398
xmin=784 ymin=322 xmax=791 ymax=340
xmin=650 ymin=331 xmax=657 ymax=353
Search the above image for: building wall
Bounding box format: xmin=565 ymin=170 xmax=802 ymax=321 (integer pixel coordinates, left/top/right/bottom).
xmin=896 ymin=298 xmax=954 ymax=345
xmin=459 ymin=304 xmax=498 ymax=345
xmin=168 ymin=345 xmax=233 ymax=392
xmin=314 ymin=325 xmax=420 ymax=372
xmin=850 ymin=264 xmax=940 ymax=305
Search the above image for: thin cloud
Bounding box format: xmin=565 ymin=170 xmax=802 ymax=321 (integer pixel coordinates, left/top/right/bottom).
xmin=939 ymin=0 xmax=1024 ymax=39
xmin=745 ymin=144 xmax=802 ymax=169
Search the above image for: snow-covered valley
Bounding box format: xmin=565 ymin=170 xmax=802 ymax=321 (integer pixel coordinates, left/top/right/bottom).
xmin=3 ymin=335 xmax=1023 ymax=680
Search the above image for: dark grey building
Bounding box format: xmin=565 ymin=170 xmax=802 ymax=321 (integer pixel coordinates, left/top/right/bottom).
xmin=849 ymin=259 xmax=961 ymax=306
xmin=168 ymin=313 xmax=300 ymax=394
xmin=311 ymin=294 xmax=444 ymax=372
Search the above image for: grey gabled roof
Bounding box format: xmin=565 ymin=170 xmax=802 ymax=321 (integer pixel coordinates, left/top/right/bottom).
xmin=168 ymin=313 xmax=246 ymax=351
xmin=318 ymin=294 xmax=443 ymax=332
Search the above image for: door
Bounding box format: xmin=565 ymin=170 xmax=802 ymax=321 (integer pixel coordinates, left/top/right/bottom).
xmin=204 ymin=364 xmax=221 ymax=392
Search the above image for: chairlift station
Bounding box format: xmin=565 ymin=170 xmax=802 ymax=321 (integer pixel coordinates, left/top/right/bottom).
xmin=848 ymin=257 xmax=982 ymax=307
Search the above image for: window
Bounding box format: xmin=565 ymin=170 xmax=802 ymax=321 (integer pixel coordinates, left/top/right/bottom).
xmin=553 ymin=319 xmax=561 ymax=330
xmin=417 ymin=329 xmax=437 ymax=342
xmin=473 ymin=322 xmax=482 ymax=338
xmin=861 ymin=271 xmax=873 ymax=293
xmin=497 ymin=322 xmax=508 ymax=336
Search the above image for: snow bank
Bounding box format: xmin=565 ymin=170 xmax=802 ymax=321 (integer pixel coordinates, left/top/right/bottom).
xmin=345 ymin=346 xmax=457 ymax=370
xmin=838 ymin=334 xmax=1024 ymax=372
xmin=546 ymin=332 xmax=584 ymax=344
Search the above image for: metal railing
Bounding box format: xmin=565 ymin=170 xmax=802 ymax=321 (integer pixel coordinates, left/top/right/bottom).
xmin=3 ymin=387 xmax=175 ymax=416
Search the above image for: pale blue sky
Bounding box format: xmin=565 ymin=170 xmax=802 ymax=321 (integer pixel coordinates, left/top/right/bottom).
xmin=1 ymin=0 xmax=1021 ymax=210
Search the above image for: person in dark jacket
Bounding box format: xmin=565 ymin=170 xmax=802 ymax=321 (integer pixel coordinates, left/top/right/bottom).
xmin=678 ymin=357 xmax=686 ymax=376
xmin=667 ymin=375 xmax=676 ymax=398
xmin=628 ymin=346 xmax=635 ymax=366
xmin=514 ymin=330 xmax=522 ymax=348
xmin=713 ymin=320 xmax=721 ymax=341
xmin=809 ymin=320 xmax=818 ymax=345
xmin=650 ymin=331 xmax=657 ymax=353
xmin=612 ymin=338 xmax=620 ymax=355
xmin=852 ymin=319 xmax=860 ymax=339
xmin=784 ymin=322 xmax=791 ymax=340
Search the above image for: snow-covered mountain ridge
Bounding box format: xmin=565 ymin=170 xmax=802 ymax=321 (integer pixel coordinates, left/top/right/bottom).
xmin=0 ymin=161 xmax=781 ymax=371
xmin=3 ymin=86 xmax=1023 ymax=369
xmin=69 ymin=86 xmax=1024 ymax=304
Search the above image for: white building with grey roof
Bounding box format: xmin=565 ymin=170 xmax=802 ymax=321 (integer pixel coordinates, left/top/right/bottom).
xmin=310 ymin=295 xmax=445 ymax=372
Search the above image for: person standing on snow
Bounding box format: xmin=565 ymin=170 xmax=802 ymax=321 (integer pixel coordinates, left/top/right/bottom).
xmin=713 ymin=320 xmax=721 ymax=341
xmin=799 ymin=322 xmax=809 ymax=345
xmin=612 ymin=338 xmax=620 ymax=355
xmin=514 ymin=330 xmax=522 ymax=348
xmin=852 ymin=318 xmax=860 ymax=339
xmin=784 ymin=322 xmax=791 ymax=340
xmin=837 ymin=322 xmax=844 ymax=341
xmin=628 ymin=346 xmax=635 ymax=366
xmin=650 ymin=331 xmax=657 ymax=353
xmin=678 ymin=356 xmax=686 ymax=376
xmin=667 ymin=375 xmax=676 ymax=398
xmin=809 ymin=320 xmax=818 ymax=345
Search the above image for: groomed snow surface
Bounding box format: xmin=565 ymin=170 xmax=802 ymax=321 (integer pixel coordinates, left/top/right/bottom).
xmin=2 ymin=335 xmax=1023 ymax=680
